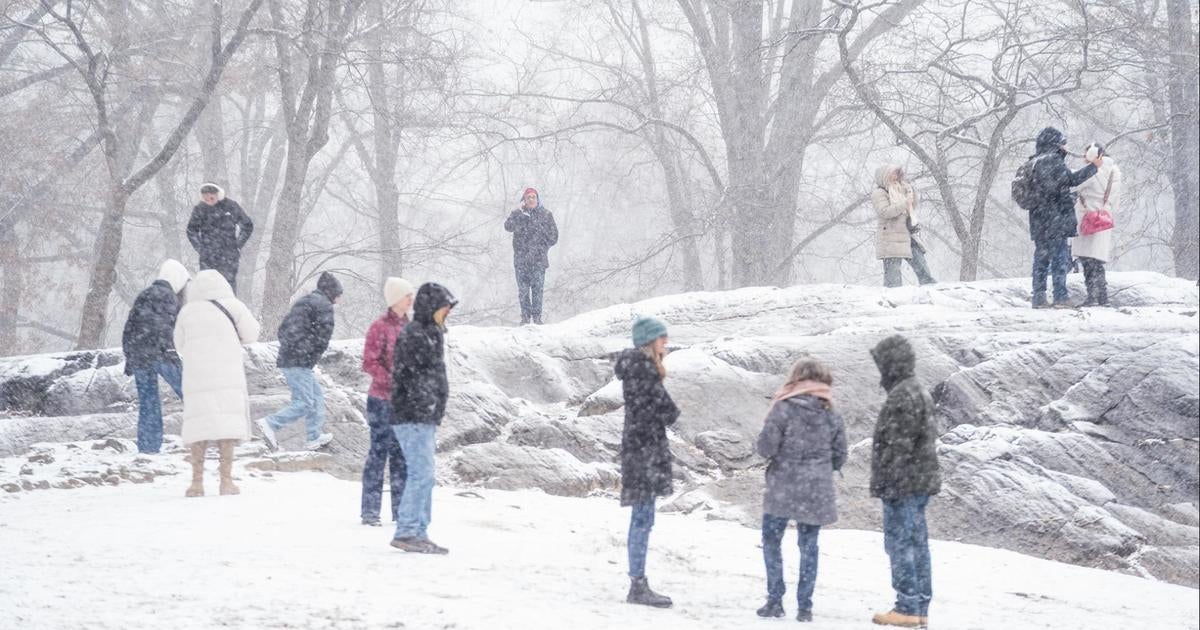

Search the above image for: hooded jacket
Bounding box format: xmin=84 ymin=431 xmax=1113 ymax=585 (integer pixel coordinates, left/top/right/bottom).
xmin=121 ymin=259 xmax=190 ymax=375
xmin=173 ymin=270 xmax=260 ymax=444
xmin=1071 ymin=156 xmax=1121 ymax=263
xmin=504 ymin=204 xmax=559 ymax=271
xmin=615 ymin=348 xmax=680 ymax=506
xmin=186 ymin=185 xmax=254 ymax=270
xmin=391 ymin=283 xmax=457 ymax=425
xmin=276 ymin=272 xmax=342 ymax=369
xmin=871 ymin=165 xmax=917 ymax=260
xmin=868 ymin=335 xmax=941 ymax=500
xmin=1028 ymin=127 xmax=1098 ymax=242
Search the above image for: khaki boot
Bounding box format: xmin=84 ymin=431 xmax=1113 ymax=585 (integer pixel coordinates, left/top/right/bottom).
xmin=872 ymin=610 xmax=923 ymax=627
xmin=218 ymin=439 xmax=240 ymax=495
xmin=186 ymin=442 xmax=206 ymax=497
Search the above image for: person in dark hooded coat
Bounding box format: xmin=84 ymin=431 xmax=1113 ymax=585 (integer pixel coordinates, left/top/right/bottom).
xmin=255 ymin=272 xmax=342 ymax=452
xmin=1026 ymin=127 xmax=1102 ymax=308
xmin=122 ymin=259 xmax=190 ymax=453
xmin=504 ymin=187 xmax=558 ymax=324
xmin=868 ymin=335 xmax=940 ymax=629
xmin=615 ymin=316 xmax=679 ymax=609
xmin=186 ymin=183 xmax=253 ymax=294
xmin=388 ymin=282 xmax=457 ymax=555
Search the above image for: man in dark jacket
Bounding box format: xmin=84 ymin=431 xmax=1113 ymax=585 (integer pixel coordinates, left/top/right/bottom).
xmin=122 ymin=259 xmax=190 ymax=454
xmin=255 ymin=272 xmax=341 ymax=452
xmin=868 ymin=335 xmax=940 ymax=628
xmin=1027 ymin=127 xmax=1101 ymax=308
xmin=389 ymin=282 xmax=457 ymax=555
xmin=504 ymin=188 xmax=558 ymax=325
xmin=186 ymin=183 xmax=253 ymax=294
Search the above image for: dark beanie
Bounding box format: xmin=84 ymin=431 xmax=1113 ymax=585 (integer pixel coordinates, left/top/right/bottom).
xmin=317 ymin=271 xmax=343 ymax=301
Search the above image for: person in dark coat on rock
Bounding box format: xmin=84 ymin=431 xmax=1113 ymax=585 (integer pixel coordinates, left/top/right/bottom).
xmin=186 ymin=183 xmax=253 ymax=294
xmin=255 ymin=272 xmax=341 ymax=452
xmin=1026 ymin=128 xmax=1102 ymax=308
xmin=868 ymin=335 xmax=941 ymax=629
xmin=504 ymin=187 xmax=558 ymax=325
xmin=615 ymin=316 xmax=679 ymax=609
xmin=389 ymin=282 xmax=457 ymax=555
xmin=754 ymin=358 xmax=847 ymax=622
xmin=122 ymin=259 xmax=190 ymax=454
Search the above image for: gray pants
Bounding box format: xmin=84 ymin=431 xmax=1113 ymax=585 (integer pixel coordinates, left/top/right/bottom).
xmin=883 ymin=239 xmax=936 ymax=287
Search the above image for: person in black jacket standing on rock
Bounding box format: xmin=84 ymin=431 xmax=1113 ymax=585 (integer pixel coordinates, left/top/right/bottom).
xmin=615 ymin=316 xmax=679 ymax=609
xmin=122 ymin=259 xmax=190 ymax=454
xmin=504 ymin=188 xmax=558 ymax=325
xmin=256 ymin=272 xmax=341 ymax=452
xmin=868 ymin=335 xmax=941 ymax=629
xmin=389 ymin=282 xmax=457 ymax=555
xmin=186 ymin=183 xmax=253 ymax=294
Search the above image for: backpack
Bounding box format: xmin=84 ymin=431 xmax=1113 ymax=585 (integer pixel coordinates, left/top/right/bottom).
xmin=1011 ymin=155 xmax=1045 ymax=211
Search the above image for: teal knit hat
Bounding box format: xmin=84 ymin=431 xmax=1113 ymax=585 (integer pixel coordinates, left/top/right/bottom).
xmin=631 ymin=316 xmax=668 ymax=348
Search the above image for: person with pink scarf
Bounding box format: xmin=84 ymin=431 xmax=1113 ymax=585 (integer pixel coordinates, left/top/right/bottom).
xmin=754 ymin=358 xmax=848 ymax=623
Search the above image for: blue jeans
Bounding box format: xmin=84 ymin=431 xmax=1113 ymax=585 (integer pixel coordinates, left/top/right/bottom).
xmin=265 ymin=367 xmax=325 ymax=442
xmin=392 ymin=423 xmax=436 ymax=539
xmin=882 ymin=495 xmax=932 ymax=617
xmin=762 ymin=514 xmax=820 ymax=611
xmin=361 ymin=397 xmax=406 ymax=522
xmin=515 ymin=265 xmax=546 ymax=322
xmin=1032 ymin=237 xmax=1071 ymax=304
xmin=882 ymin=239 xmax=936 ymax=288
xmin=132 ymin=362 xmax=183 ymax=454
xmin=627 ymin=499 xmax=656 ymax=578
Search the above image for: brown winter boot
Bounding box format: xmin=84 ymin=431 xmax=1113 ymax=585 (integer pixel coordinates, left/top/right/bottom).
xmin=872 ymin=609 xmax=923 ymax=628
xmin=218 ymin=439 xmax=240 ymax=496
xmin=186 ymin=442 xmax=207 ymax=497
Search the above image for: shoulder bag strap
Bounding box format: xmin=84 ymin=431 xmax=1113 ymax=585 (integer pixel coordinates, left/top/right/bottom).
xmin=209 ymin=299 xmax=238 ymax=335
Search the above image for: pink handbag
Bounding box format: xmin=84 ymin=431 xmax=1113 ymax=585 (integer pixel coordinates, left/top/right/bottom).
xmin=1079 ymin=170 xmax=1115 ymax=236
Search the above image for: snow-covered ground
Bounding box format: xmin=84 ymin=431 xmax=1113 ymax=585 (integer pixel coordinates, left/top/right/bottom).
xmin=1 ymin=469 xmax=1196 ymax=630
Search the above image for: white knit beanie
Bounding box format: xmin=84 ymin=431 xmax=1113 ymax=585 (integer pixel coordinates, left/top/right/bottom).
xmin=384 ymin=277 xmax=415 ymax=307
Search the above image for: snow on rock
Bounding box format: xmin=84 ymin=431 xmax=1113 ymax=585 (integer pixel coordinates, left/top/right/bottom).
xmin=0 ymin=271 xmax=1197 ymax=586
xmin=0 ymin=473 xmax=1196 ymax=630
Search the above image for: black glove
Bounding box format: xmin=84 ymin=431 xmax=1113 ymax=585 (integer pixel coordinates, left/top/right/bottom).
xmin=909 ymin=224 xmax=921 ymax=234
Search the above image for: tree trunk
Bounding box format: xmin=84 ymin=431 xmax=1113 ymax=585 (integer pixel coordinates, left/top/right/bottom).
xmin=76 ymin=190 xmax=129 ymax=348
xmin=1167 ymin=0 xmax=1200 ymax=280
xmin=0 ymin=223 xmax=24 ymax=355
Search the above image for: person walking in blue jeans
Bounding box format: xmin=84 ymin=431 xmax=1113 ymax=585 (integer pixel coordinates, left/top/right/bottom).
xmin=614 ymin=317 xmax=679 ymax=608
xmin=121 ymin=259 xmax=190 ymax=454
xmin=359 ymin=277 xmax=414 ymax=526
xmin=257 ymin=272 xmax=342 ymax=451
xmin=868 ymin=335 xmax=941 ymax=628
xmin=389 ymin=282 xmax=457 ymax=555
xmin=755 ymin=358 xmax=847 ymax=622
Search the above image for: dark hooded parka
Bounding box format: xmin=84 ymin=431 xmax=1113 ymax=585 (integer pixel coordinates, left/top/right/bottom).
xmin=615 ymin=349 xmax=680 ymax=506
xmin=1028 ymin=127 xmax=1098 ymax=242
xmin=391 ymin=283 xmax=457 ymax=426
xmin=276 ymin=272 xmax=342 ymax=369
xmin=186 ymin=185 xmax=253 ymax=284
xmin=869 ymin=335 xmax=941 ymax=500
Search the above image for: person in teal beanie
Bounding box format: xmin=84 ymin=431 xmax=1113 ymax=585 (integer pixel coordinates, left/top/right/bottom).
xmin=614 ymin=315 xmax=678 ymax=607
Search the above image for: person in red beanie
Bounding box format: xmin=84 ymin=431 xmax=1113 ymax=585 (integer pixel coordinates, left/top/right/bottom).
xmin=504 ymin=187 xmax=559 ymax=324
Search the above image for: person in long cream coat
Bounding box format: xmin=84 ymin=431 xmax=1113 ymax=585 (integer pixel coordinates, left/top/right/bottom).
xmin=1071 ymin=143 xmax=1121 ymax=306
xmin=173 ymin=269 xmax=261 ymax=497
xmin=872 ymin=165 xmax=936 ymax=288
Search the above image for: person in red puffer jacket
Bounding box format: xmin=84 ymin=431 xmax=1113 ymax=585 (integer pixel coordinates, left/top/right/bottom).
xmin=359 ymin=277 xmax=415 ymax=526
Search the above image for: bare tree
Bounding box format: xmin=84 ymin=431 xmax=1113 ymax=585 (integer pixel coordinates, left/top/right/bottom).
xmin=1166 ymin=0 xmax=1199 ymax=280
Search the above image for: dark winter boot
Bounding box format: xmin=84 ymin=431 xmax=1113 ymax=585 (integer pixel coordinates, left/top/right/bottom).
xmin=217 ymin=439 xmax=239 ymax=496
xmin=797 ymin=609 xmax=813 ymax=622
xmin=626 ymin=577 xmax=672 ymax=608
xmin=185 ymin=442 xmax=206 ymax=498
xmin=755 ymin=600 xmax=785 ymax=618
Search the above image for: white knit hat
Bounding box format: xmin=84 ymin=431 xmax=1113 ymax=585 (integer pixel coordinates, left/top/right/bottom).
xmin=384 ymin=277 xmax=415 ymax=307
xmin=157 ymin=259 xmax=191 ymax=294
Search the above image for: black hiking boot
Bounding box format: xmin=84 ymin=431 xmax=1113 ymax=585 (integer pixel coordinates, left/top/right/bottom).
xmin=626 ymin=577 xmax=672 ymax=608
xmin=756 ymin=600 xmax=785 ymax=618
xmin=797 ymin=609 xmax=813 ymax=622
xmin=390 ymin=536 xmax=449 ymax=554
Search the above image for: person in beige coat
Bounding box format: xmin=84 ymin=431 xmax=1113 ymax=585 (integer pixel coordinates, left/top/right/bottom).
xmin=1071 ymin=144 xmax=1121 ymax=306
xmin=872 ymin=165 xmax=936 ymax=287
xmin=173 ymin=269 xmax=261 ymax=497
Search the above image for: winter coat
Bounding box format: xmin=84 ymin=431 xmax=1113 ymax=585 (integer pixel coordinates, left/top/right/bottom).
xmin=1028 ymin=141 xmax=1098 ymax=242
xmin=615 ymin=348 xmax=680 ymax=506
xmin=121 ymin=261 xmax=189 ymax=375
xmin=362 ymin=309 xmax=409 ymax=400
xmin=872 ymin=166 xmax=917 ymax=260
xmin=275 ymin=274 xmax=342 ymax=369
xmin=391 ymin=284 xmax=456 ymax=425
xmin=868 ymin=335 xmax=941 ymax=500
xmin=174 ymin=270 xmax=261 ymax=445
xmin=1071 ymin=158 xmax=1121 ymax=263
xmin=756 ymin=395 xmax=848 ymax=525
xmin=186 ymin=197 xmax=253 ymax=271
xmin=504 ymin=205 xmax=559 ymax=271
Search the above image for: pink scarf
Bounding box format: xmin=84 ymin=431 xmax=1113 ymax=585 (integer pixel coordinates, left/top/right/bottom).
xmin=771 ymin=380 xmax=833 ymax=404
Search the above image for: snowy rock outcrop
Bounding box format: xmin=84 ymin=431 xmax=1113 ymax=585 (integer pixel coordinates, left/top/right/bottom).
xmin=1 ymin=271 xmax=1197 ymax=586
